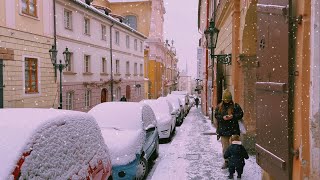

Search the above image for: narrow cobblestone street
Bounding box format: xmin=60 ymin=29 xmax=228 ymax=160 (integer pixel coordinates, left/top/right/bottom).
xmin=147 ymin=107 xmax=262 ymax=180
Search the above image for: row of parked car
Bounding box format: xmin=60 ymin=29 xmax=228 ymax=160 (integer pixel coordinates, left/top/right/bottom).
xmin=0 ymin=91 xmax=194 ymax=180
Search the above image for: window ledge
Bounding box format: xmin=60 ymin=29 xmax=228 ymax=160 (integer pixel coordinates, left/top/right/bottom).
xmin=83 ymin=72 xmax=93 ymax=75
xmin=140 ymin=74 xmax=144 ymax=76
xmin=20 ymin=12 xmax=39 ymax=21
xmin=84 ymin=33 xmax=91 ymax=36
xmin=133 ymin=74 xmax=138 ymax=76
xmin=65 ymin=27 xmax=73 ymax=31
xmin=100 ymin=73 xmax=109 ymax=76
xmin=63 ymin=71 xmax=77 ymax=75
xmin=125 ymin=73 xmax=131 ymax=76
xmin=114 ymin=73 xmax=121 ymax=76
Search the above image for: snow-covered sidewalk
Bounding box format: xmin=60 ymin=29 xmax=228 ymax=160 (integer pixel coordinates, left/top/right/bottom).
xmin=147 ymin=107 xmax=262 ymax=180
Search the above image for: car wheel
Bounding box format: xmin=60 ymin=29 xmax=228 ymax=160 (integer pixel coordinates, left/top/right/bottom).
xmin=135 ymin=157 xmax=148 ymax=180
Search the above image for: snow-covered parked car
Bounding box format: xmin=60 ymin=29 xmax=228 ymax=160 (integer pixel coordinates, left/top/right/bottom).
xmin=0 ymin=108 xmax=112 ymax=180
xmin=88 ymin=102 xmax=159 ymax=180
xmin=171 ymin=91 xmax=190 ymax=115
xmin=164 ymin=95 xmax=184 ymax=126
xmin=141 ymin=99 xmax=176 ymax=140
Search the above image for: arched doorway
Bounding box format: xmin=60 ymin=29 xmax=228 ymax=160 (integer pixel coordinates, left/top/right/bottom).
xmin=101 ymin=88 xmax=108 ymax=103
xmin=126 ymin=85 xmax=131 ymax=101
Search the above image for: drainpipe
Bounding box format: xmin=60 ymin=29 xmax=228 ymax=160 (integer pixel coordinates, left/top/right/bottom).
xmin=110 ymin=22 xmax=114 ymax=101
xmin=53 ymin=0 xmax=57 ymax=82
xmin=211 ymin=0 xmax=217 ymax=123
xmin=288 ymin=0 xmax=297 ymax=179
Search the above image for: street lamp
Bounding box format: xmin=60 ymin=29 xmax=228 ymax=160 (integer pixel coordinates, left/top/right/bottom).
xmin=49 ymin=45 xmax=71 ymax=109
xmin=204 ymin=19 xmax=219 ymax=54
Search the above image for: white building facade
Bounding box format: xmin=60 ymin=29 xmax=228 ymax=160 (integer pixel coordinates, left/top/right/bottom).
xmin=56 ymin=0 xmax=146 ymax=112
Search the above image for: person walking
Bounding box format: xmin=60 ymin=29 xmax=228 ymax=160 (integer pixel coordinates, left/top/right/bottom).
xmin=224 ymin=135 xmax=249 ymax=179
xmin=214 ymin=89 xmax=243 ymax=169
xmin=120 ymin=95 xmax=127 ymax=102
xmin=195 ymin=97 xmax=200 ymax=108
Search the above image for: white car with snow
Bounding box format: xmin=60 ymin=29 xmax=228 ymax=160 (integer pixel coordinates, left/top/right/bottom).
xmin=0 ymin=108 xmax=112 ymax=180
xmin=166 ymin=95 xmax=184 ymax=126
xmin=88 ymin=102 xmax=159 ymax=180
xmin=141 ymin=99 xmax=176 ymax=140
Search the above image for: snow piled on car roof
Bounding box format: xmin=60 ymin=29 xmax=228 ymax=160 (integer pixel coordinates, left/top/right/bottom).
xmin=101 ymin=128 xmax=145 ymax=166
xmin=141 ymin=100 xmax=171 ymax=120
xmin=0 ymin=108 xmax=110 ymax=180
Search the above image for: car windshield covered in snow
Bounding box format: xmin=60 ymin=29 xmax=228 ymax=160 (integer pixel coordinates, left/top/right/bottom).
xmin=88 ymin=102 xmax=146 ymax=130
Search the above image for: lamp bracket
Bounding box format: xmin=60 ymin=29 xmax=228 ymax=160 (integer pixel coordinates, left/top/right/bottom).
xmin=213 ymin=54 xmax=232 ymax=65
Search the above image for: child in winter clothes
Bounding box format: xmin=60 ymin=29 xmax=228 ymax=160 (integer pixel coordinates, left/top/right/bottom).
xmin=224 ymin=135 xmax=249 ymax=179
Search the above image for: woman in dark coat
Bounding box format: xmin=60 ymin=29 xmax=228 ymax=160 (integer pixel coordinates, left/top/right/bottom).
xmin=215 ymin=89 xmax=243 ymax=169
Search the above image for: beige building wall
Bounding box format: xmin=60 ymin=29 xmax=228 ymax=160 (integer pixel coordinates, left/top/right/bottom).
xmin=0 ymin=0 xmax=56 ymax=108
xmin=109 ymin=2 xmax=152 ymax=37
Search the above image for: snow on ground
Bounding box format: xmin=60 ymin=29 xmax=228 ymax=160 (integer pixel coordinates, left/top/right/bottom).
xmin=147 ymin=107 xmax=262 ymax=180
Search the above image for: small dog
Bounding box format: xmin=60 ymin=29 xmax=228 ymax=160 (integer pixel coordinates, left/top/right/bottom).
xmin=224 ymin=135 xmax=249 ymax=179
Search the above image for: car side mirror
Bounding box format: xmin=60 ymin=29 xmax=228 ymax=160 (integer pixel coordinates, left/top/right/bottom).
xmin=145 ymin=124 xmax=156 ymax=132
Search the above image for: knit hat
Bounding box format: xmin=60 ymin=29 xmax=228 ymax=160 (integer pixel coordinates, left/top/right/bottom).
xmin=222 ymin=89 xmax=232 ymax=101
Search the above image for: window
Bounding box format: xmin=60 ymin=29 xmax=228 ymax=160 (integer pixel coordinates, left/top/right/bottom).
xmin=140 ymin=64 xmax=143 ymax=75
xmin=140 ymin=41 xmax=143 ymax=52
xmin=116 ymin=60 xmax=120 ymax=74
xmin=115 ymin=31 xmax=120 ymax=45
xmin=84 ymin=55 xmax=90 ymax=73
xmin=101 ymin=24 xmax=106 ymax=40
xmin=64 ymin=9 xmax=72 ymax=30
xmin=116 ymin=87 xmax=121 ymax=101
xmin=102 ymin=57 xmax=107 ymax=73
xmin=25 ymin=57 xmax=38 ymax=93
xmin=134 ymin=39 xmax=138 ymax=51
xmin=66 ymin=52 xmax=73 ymax=72
xmin=126 ymin=61 xmax=130 ymax=74
xmin=85 ymin=89 xmax=91 ymax=108
xmin=124 ymin=15 xmax=137 ymax=30
xmin=134 ymin=63 xmax=137 ymax=75
xmin=126 ymin=35 xmax=130 ymax=48
xmin=21 ymin=0 xmax=37 ymax=17
xmin=66 ymin=91 xmax=74 ymax=110
xmin=84 ymin=18 xmax=90 ymax=35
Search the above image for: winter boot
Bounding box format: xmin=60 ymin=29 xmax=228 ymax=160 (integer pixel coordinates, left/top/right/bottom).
xmin=237 ymin=174 xmax=241 ymax=179
xmin=228 ymin=174 xmax=233 ymax=179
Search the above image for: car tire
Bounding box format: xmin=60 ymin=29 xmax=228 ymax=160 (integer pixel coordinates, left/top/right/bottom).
xmin=135 ymin=157 xmax=148 ymax=180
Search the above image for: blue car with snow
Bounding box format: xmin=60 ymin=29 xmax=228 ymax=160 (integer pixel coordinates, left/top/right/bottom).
xmin=89 ymin=102 xmax=159 ymax=180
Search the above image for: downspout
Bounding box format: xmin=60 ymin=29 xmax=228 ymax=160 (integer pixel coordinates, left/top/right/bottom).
xmin=211 ymin=0 xmax=217 ymax=123
xmin=53 ymin=0 xmax=57 ymax=82
xmin=288 ymin=0 xmax=297 ymax=179
xmin=110 ymin=22 xmax=114 ymax=101
xmin=205 ymin=0 xmax=209 ymax=115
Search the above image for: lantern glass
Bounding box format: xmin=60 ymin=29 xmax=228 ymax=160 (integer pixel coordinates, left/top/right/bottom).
xmin=212 ymin=28 xmax=219 ymax=48
xmin=63 ymin=47 xmax=71 ymax=66
xmin=49 ymin=45 xmax=57 ymax=65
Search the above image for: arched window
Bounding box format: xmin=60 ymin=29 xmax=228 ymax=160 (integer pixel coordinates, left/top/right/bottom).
xmin=125 ymin=15 xmax=137 ymax=30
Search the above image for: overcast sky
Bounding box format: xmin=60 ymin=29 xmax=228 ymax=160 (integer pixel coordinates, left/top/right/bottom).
xmin=163 ymin=0 xmax=200 ymax=78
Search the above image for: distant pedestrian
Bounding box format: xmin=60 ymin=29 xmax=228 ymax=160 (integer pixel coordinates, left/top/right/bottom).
xmin=120 ymin=95 xmax=127 ymax=102
xmin=195 ymin=97 xmax=199 ymax=108
xmin=214 ymin=89 xmax=243 ymax=169
xmin=224 ymin=135 xmax=249 ymax=179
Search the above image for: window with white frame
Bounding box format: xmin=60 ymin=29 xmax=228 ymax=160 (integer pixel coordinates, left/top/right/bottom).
xmin=140 ymin=64 xmax=143 ymax=75
xmin=126 ymin=35 xmax=130 ymax=48
xmin=134 ymin=63 xmax=137 ymax=75
xmin=116 ymin=60 xmax=120 ymax=74
xmin=101 ymin=24 xmax=106 ymax=40
xmin=84 ymin=17 xmax=90 ymax=35
xmin=134 ymin=39 xmax=138 ymax=51
xmin=102 ymin=57 xmax=107 ymax=73
xmin=84 ymin=89 xmax=91 ymax=108
xmin=84 ymin=55 xmax=90 ymax=73
xmin=21 ymin=0 xmax=37 ymax=17
xmin=140 ymin=41 xmax=143 ymax=52
xmin=64 ymin=9 xmax=72 ymax=30
xmin=66 ymin=91 xmax=74 ymax=110
xmin=126 ymin=61 xmax=130 ymax=74
xmin=115 ymin=31 xmax=120 ymax=45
